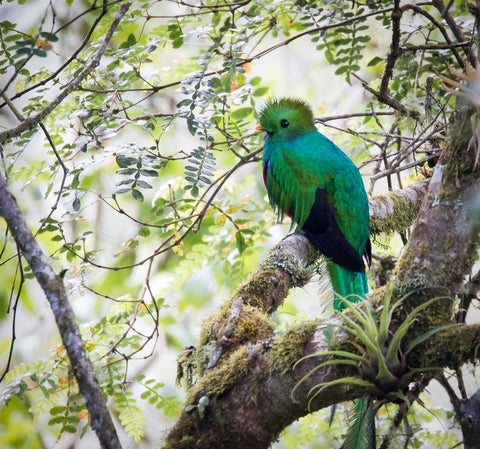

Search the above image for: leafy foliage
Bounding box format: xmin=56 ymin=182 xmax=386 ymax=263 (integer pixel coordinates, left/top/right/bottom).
xmin=0 ymin=0 xmax=478 ymax=447
xmin=115 ymin=151 xmax=161 ymax=202
xmin=184 ymin=145 xmax=216 ymax=198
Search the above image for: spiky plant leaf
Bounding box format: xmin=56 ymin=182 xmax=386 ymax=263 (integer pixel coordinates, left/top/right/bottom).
xmin=308 ymin=378 xmax=375 ymax=408
xmin=386 ymin=296 xmax=449 ymax=361
xmin=405 ymin=324 xmax=459 ymax=355
xmin=291 ymin=358 xmax=362 ymax=402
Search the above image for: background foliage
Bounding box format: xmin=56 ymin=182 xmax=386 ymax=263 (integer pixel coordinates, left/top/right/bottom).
xmin=0 ymin=0 xmax=477 ymax=447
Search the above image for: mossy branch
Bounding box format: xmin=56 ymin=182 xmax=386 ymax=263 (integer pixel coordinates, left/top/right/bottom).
xmin=166 ymin=317 xmax=480 ymax=449
xmin=165 ymin=94 xmax=480 ymax=449
xmin=369 ymin=179 xmax=429 ymax=237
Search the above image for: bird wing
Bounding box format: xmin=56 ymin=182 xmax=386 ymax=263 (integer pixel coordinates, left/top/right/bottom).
xmin=302 ymin=188 xmax=366 ymax=272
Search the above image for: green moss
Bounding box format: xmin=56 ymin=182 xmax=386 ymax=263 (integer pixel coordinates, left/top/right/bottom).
xmin=199 ymin=302 xmax=274 ymax=347
xmin=198 ymin=300 xmax=234 ymax=346
xmin=236 ymin=267 xmax=290 ymax=310
xmin=262 ymin=245 xmax=317 ymax=287
xmin=370 ymin=191 xmax=422 ymax=237
xmin=183 ymin=323 xmax=316 ymax=408
xmin=266 ymin=324 xmax=317 ymax=375
xmin=186 ymin=345 xmax=252 ymax=403
xmin=195 ymin=300 xmax=275 ymax=376
xmin=441 ymin=100 xmax=480 ymax=196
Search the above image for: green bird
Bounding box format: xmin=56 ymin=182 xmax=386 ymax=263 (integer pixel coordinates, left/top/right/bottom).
xmin=257 ymin=97 xmax=374 ymax=449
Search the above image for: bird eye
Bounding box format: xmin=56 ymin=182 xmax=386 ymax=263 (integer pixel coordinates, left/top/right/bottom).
xmin=280 ymin=119 xmax=289 ymax=128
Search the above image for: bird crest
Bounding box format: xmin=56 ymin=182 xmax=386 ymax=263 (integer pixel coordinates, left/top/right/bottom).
xmin=258 ymin=97 xmax=316 ymax=140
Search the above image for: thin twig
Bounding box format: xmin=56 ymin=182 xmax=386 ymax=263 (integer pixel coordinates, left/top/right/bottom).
xmin=0 ymin=2 xmax=132 ymax=144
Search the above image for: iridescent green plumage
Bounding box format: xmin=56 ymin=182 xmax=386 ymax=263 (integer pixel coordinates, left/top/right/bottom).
xmin=258 ymin=97 xmax=374 ymax=449
xmin=259 ymin=98 xmax=370 ymax=309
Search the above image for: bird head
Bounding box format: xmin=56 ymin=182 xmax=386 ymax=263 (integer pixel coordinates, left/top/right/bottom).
xmin=256 ymin=97 xmax=316 ymax=141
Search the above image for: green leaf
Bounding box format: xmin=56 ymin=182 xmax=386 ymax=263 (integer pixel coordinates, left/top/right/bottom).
xmin=116 ymin=179 xmax=135 ymax=186
xmin=186 ymin=114 xmax=197 ymax=136
xmin=231 ymin=107 xmax=253 ymax=120
xmin=15 ymin=47 xmax=32 ymax=55
xmin=116 ymin=155 xmax=138 ymax=168
xmin=140 ymin=169 xmax=159 ymax=177
xmin=334 ymin=66 xmax=350 ymax=75
xmin=32 ymin=48 xmax=47 ymax=57
xmin=177 ymin=99 xmax=192 ymax=107
xmin=116 ymin=168 xmax=137 ymax=175
xmin=120 ymin=33 xmax=137 ymax=49
xmin=253 ymin=87 xmax=269 ymax=97
xmin=386 ymin=296 xmax=449 ymax=361
xmin=405 ymin=324 xmax=459 ymax=355
xmin=48 ymin=416 xmax=65 ymax=425
xmin=136 ymin=180 xmax=153 ymax=189
xmin=172 ymin=38 xmax=184 ymax=49
xmin=367 ymin=56 xmax=383 ymax=67
xmin=115 ymin=187 xmax=132 ymax=195
xmin=131 ymin=189 xmax=144 ymax=202
xmin=140 ymin=391 xmax=151 ymax=399
xmin=138 ymin=227 xmax=151 ymax=237
xmin=235 ymin=231 xmax=246 ymax=254
xmin=16 ymin=38 xmax=36 ymax=46
xmin=62 ymin=424 xmax=77 ymax=433
xmin=39 ymin=31 xmax=59 ymax=42
xmin=50 ymin=406 xmax=66 ymax=415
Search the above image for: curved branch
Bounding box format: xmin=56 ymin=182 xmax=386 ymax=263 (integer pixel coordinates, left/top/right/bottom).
xmin=164 ymin=319 xmax=480 ymax=449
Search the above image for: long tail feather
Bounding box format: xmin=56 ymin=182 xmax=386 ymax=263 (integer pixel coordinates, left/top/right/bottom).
xmin=341 ymin=399 xmax=376 ymax=449
xmin=327 ymin=262 xmax=375 ymax=448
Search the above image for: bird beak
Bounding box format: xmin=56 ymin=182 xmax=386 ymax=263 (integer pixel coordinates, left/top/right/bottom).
xmin=255 ymin=123 xmax=263 ymax=132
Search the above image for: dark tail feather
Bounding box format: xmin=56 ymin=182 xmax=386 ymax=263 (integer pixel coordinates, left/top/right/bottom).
xmin=341 ymin=398 xmax=376 ymax=449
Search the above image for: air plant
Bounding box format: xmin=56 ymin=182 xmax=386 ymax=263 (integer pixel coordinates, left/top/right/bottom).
xmin=292 ymin=290 xmax=455 ymax=406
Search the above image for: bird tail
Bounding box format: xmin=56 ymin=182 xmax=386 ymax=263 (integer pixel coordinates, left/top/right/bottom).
xmin=327 ymin=263 xmax=375 ymax=448
xmin=341 ymin=398 xmax=376 ymax=449
xmin=327 ymin=262 xmax=369 ymax=312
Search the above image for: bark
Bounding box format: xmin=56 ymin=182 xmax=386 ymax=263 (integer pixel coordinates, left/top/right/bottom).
xmin=458 ymin=389 xmax=480 ymax=449
xmin=0 ymin=173 xmax=123 ymax=449
xmin=164 ymin=99 xmax=480 ymax=448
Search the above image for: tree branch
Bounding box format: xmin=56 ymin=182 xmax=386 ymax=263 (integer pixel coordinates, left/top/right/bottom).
xmin=431 ymin=0 xmax=478 ymax=67
xmin=369 ymin=179 xmax=429 ymax=236
xmin=0 ymin=169 xmax=122 ymax=448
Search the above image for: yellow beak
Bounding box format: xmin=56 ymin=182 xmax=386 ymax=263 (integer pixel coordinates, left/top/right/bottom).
xmin=255 ymin=123 xmax=263 ymax=132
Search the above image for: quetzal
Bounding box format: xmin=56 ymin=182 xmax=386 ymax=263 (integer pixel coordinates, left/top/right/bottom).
xmin=257 ymin=97 xmax=375 ymax=449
